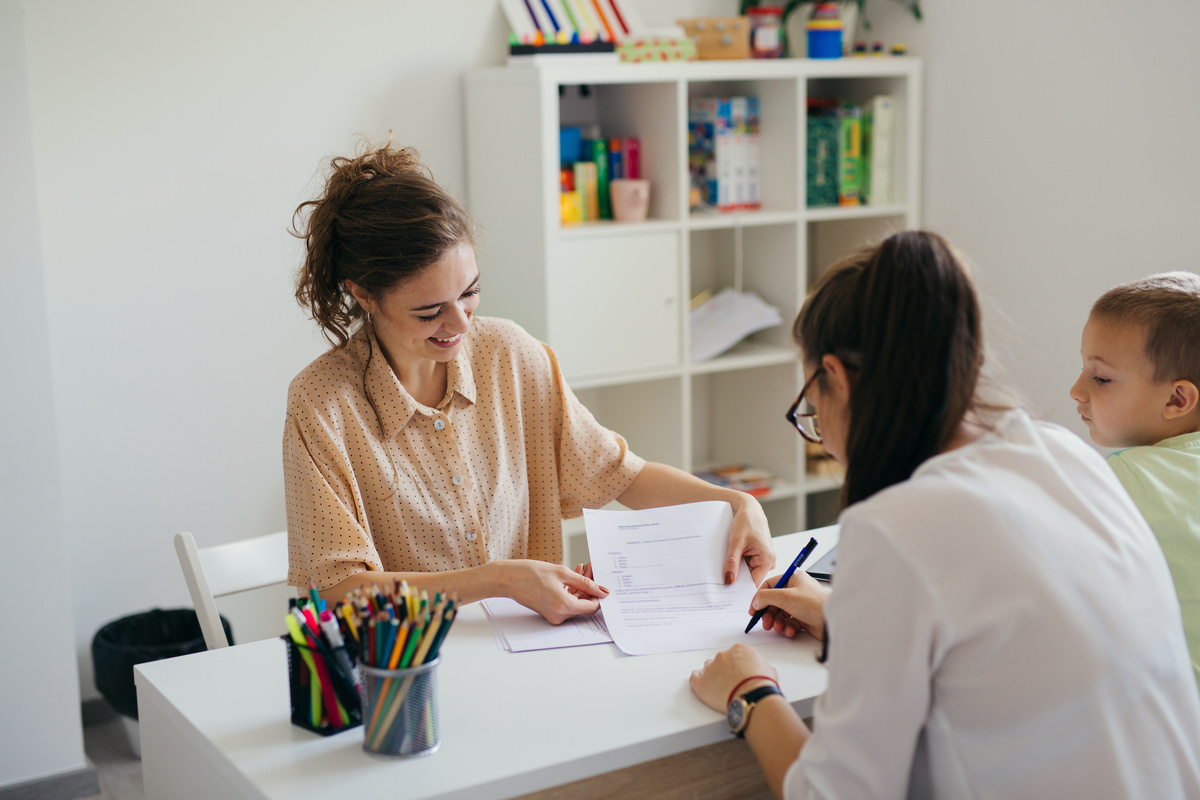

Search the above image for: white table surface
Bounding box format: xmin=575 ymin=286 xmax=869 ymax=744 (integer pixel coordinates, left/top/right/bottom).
xmin=135 ymin=527 xmax=837 ymax=800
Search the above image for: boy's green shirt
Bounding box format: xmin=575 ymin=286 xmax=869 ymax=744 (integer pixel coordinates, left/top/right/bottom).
xmin=1108 ymin=431 xmax=1200 ymax=688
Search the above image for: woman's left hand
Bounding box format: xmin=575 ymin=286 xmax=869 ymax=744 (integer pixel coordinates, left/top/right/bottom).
xmin=724 ymin=497 xmax=775 ymax=587
xmin=689 ymin=643 xmax=778 ymax=712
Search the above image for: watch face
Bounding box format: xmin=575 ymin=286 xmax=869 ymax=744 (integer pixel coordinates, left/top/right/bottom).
xmin=727 ymin=698 xmax=747 ymax=734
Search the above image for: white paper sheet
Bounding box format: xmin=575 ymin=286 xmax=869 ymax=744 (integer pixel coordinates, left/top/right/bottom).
xmin=584 ymin=501 xmax=776 ymax=655
xmin=690 ymin=288 xmax=783 ymax=363
xmin=481 ymin=597 xmax=613 ymax=652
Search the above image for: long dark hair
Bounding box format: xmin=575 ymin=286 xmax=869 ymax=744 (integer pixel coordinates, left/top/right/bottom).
xmin=795 ymin=231 xmax=995 ymax=507
xmin=291 ymin=139 xmax=477 ymax=348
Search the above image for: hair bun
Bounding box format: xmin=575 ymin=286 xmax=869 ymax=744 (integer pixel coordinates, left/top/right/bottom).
xmin=326 ymin=138 xmax=429 ymax=196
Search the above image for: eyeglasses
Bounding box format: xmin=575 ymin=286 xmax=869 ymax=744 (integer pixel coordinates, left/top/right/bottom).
xmin=786 ymin=368 xmax=824 ymax=444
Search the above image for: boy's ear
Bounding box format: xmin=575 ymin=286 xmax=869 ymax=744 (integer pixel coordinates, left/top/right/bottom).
xmin=1163 ymin=380 xmax=1200 ymax=420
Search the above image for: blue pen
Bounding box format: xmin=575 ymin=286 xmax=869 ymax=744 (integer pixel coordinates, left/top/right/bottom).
xmin=745 ymin=537 xmax=819 ymax=634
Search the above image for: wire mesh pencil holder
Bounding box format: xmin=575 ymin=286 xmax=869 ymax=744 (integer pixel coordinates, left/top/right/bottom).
xmin=360 ymin=658 xmax=440 ymax=757
xmin=282 ymin=636 xmax=362 ymax=735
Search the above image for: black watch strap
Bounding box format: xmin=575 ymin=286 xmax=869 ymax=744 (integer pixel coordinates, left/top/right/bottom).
xmin=730 ymin=684 xmax=783 ymax=738
xmin=741 ymin=685 xmax=783 ymax=705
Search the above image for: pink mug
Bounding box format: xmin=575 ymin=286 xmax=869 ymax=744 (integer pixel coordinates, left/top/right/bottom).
xmin=609 ymin=179 xmax=651 ymax=222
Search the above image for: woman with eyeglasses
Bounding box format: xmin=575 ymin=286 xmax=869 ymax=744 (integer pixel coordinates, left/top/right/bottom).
xmin=688 ymin=232 xmax=1200 ymax=798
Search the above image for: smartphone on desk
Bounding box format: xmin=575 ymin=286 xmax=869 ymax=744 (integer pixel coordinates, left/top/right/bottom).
xmin=807 ymin=546 xmax=836 ymax=582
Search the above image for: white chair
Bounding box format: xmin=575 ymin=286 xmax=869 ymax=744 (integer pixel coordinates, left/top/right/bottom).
xmin=174 ymin=530 xmax=290 ymax=649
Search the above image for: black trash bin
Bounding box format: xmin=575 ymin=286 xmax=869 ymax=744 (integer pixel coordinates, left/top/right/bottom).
xmin=92 ymin=608 xmax=233 ymax=719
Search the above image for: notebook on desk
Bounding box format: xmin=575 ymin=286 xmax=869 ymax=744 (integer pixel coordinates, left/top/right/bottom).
xmin=807 ymin=546 xmax=836 ymax=582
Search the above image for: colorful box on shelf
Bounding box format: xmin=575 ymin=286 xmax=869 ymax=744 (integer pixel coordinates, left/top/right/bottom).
xmin=617 ymin=36 xmax=697 ymax=63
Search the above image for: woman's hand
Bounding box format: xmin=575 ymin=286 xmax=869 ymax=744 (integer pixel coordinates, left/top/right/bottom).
xmin=724 ymin=496 xmax=776 ymax=587
xmin=568 ymin=562 xmax=596 ymax=599
xmin=494 ymin=559 xmax=609 ymax=625
xmin=689 ymin=643 xmax=778 ymax=712
xmin=749 ymin=569 xmax=830 ymax=639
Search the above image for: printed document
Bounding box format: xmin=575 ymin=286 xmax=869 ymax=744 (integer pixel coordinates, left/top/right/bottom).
xmin=585 ymin=502 xmax=775 ymax=655
xmin=481 ymin=597 xmax=613 ymax=652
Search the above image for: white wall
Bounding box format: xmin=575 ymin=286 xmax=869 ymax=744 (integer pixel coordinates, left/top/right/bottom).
xmin=0 ymin=0 xmax=87 ymax=787
xmin=20 ymin=0 xmax=514 ymax=696
xmin=858 ymin=0 xmax=1200 ymax=429
xmin=8 ymin=0 xmax=1198 ymax=725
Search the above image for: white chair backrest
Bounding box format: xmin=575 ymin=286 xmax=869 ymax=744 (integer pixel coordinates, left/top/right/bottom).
xmin=174 ymin=530 xmax=290 ymax=649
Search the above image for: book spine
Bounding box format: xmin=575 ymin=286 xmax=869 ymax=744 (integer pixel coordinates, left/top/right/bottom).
xmin=806 ymin=110 xmax=838 ymax=207
xmin=608 ymin=137 xmax=624 ymax=180
xmin=624 ymin=136 xmax=640 ymax=180
xmin=866 ymin=95 xmax=895 ymax=205
xmin=590 ymin=138 xmax=611 ymax=219
xmin=745 ymin=96 xmax=761 ymax=210
xmin=838 ymin=104 xmax=863 ymax=207
xmin=582 ymin=161 xmax=599 ymax=219
xmin=689 ymin=98 xmax=717 ymax=207
xmin=572 ymin=162 xmax=591 ymax=220
xmin=716 ymin=98 xmax=736 ymax=211
xmin=731 ymin=96 xmax=748 ymax=210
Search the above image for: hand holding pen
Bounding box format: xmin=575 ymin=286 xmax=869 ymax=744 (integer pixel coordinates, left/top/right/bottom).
xmin=744 ymin=537 xmax=826 ymax=636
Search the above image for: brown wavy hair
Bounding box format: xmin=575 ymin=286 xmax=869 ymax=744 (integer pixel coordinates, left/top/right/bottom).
xmin=291 ymin=139 xmax=477 ymax=347
xmin=795 ymin=231 xmax=1011 ymax=507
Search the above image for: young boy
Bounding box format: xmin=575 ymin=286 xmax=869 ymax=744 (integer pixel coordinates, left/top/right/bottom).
xmin=1071 ymin=271 xmax=1200 ymax=686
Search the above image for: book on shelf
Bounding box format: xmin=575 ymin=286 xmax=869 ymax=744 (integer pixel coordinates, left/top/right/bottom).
xmin=806 ymin=99 xmax=839 ymax=207
xmin=837 ymin=103 xmax=864 ymax=206
xmin=588 ymin=138 xmax=612 ymax=219
xmin=693 ymin=464 xmax=777 ymax=498
xmin=560 ymin=132 xmax=641 ymax=225
xmin=807 ymin=95 xmax=894 ymax=209
xmin=573 ymin=161 xmax=599 ymax=221
xmin=864 ymin=94 xmax=895 ymax=206
xmin=608 ymin=138 xmax=624 ymax=180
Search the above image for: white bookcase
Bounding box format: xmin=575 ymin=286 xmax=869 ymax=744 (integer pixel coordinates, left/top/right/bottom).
xmin=465 ymin=58 xmax=922 ymax=563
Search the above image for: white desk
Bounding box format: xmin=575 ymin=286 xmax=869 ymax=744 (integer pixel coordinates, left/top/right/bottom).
xmin=135 ymin=527 xmax=836 ymax=800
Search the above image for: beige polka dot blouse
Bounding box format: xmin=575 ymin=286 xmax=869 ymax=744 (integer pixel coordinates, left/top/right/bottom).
xmin=283 ymin=316 xmax=645 ymax=590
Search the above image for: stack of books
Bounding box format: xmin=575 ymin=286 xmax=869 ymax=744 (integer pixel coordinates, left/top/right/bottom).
xmin=560 ymin=128 xmax=641 ymax=225
xmin=807 ymin=94 xmax=895 ymax=208
xmin=693 ymin=464 xmax=777 ymax=498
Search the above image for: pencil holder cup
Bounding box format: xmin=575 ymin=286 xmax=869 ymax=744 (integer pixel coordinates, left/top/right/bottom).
xmin=282 ymin=636 xmax=362 ymax=736
xmin=360 ymin=658 xmax=440 ymax=758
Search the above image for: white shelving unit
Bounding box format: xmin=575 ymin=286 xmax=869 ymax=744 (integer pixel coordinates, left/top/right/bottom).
xmin=465 ymin=58 xmax=922 ymax=561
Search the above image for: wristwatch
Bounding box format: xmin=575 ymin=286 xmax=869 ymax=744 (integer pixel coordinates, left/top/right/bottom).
xmin=726 ymin=684 xmax=783 ymax=738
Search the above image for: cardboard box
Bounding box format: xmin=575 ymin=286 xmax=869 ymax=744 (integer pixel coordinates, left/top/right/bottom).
xmin=677 ymin=17 xmax=750 ymax=60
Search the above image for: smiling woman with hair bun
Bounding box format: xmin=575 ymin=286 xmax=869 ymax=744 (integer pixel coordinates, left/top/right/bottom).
xmin=283 ymin=138 xmax=778 ymax=621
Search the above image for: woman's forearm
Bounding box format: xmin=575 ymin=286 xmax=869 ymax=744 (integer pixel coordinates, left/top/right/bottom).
xmin=618 ymin=461 xmax=756 ymax=513
xmin=744 ymin=695 xmax=810 ymax=800
xmin=317 ymin=562 xmax=502 ymax=605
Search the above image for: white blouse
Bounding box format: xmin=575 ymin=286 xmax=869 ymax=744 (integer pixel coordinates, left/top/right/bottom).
xmin=786 ymin=410 xmax=1200 ymax=799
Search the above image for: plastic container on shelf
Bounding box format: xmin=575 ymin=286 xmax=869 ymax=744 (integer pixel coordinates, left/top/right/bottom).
xmin=748 ymin=6 xmax=784 ymax=59
xmin=806 ymin=2 xmax=843 ymax=59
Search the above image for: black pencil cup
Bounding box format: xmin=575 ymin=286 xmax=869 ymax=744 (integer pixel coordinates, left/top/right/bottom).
xmin=283 ymin=636 xmax=363 ymax=735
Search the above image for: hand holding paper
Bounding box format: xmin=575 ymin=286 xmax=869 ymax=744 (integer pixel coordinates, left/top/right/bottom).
xmin=584 ymin=502 xmax=777 ymax=655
